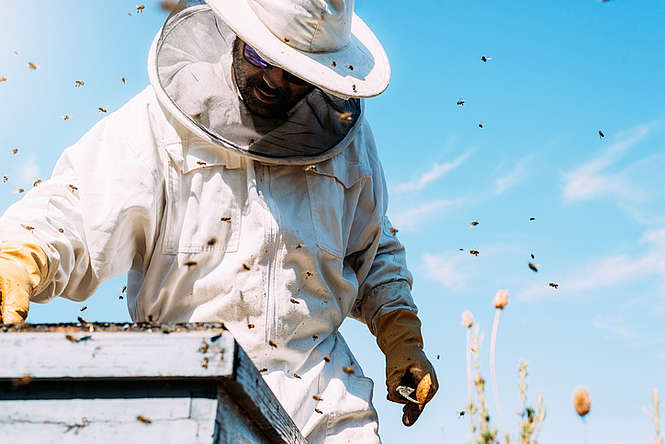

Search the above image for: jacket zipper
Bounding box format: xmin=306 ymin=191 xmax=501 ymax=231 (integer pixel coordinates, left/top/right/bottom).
xmin=259 ymin=164 xmax=278 ymax=347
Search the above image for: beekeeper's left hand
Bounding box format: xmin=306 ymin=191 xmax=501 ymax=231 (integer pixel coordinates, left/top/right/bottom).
xmin=375 ymin=309 xmax=439 ymax=426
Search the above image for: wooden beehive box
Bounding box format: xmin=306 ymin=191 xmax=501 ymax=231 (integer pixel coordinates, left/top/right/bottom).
xmin=0 ymin=322 xmax=305 ymax=444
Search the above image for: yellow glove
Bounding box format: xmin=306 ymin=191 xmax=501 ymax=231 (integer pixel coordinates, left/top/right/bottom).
xmin=376 ymin=309 xmax=438 ymax=426
xmin=0 ymin=242 xmax=49 ymax=324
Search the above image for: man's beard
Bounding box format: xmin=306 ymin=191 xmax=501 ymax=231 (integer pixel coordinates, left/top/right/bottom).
xmin=236 ymin=72 xmax=295 ymax=119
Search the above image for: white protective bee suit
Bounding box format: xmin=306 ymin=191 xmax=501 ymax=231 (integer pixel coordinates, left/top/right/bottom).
xmin=0 ymin=4 xmax=420 ymax=443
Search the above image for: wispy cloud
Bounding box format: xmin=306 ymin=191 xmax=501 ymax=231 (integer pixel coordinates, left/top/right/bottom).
xmin=390 ymin=198 xmax=465 ymax=230
xmin=562 ymin=123 xmax=651 ymax=203
xmin=592 ymin=315 xmax=638 ymax=339
xmin=392 ymin=152 xmax=470 ymax=193
xmin=495 ymin=155 xmax=533 ymax=195
xmin=422 ymin=253 xmax=468 ymax=290
xmin=518 ymin=226 xmax=665 ymax=302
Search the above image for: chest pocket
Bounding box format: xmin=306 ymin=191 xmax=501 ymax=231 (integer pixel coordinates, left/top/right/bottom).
xmin=163 ymin=142 xmax=244 ymax=254
xmin=305 ymin=156 xmax=370 ymax=258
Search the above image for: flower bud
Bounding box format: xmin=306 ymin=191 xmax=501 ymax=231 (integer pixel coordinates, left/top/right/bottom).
xmin=461 ymin=310 xmax=474 ymax=328
xmin=573 ymin=387 xmax=591 ymax=417
xmin=493 ymin=290 xmax=509 ymax=309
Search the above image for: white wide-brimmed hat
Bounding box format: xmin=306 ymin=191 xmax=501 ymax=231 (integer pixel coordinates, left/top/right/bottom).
xmin=204 ymin=0 xmax=390 ymax=99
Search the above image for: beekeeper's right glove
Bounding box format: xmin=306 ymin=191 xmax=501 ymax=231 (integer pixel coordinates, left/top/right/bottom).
xmin=0 ymin=242 xmax=49 ymax=324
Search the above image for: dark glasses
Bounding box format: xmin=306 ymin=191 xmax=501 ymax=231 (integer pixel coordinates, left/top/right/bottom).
xmin=243 ymin=43 xmax=311 ymax=86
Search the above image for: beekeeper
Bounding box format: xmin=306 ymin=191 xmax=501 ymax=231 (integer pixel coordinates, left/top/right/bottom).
xmin=0 ymin=0 xmax=438 ymax=441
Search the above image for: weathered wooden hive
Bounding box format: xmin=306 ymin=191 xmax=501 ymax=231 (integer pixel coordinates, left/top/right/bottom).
xmin=0 ymin=322 xmax=305 ymax=444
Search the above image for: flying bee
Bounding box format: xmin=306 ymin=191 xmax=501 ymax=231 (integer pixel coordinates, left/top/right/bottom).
xmin=16 ymin=188 xmax=25 ymax=194
xmin=478 ymin=123 xmax=484 ymax=128
xmin=184 ymin=260 xmax=198 ymax=267
xmin=259 ymin=368 xmax=268 ymax=373
xmin=27 ymin=62 xmax=38 ymax=70
xmin=243 ymin=263 xmax=251 ymax=271
xmin=269 ymin=340 xmax=278 ymax=348
xmin=58 ymin=228 xmax=64 ymax=233
xmin=480 ymin=56 xmax=492 ymax=62
xmin=3 ymin=176 xmax=8 ymax=183
xmin=342 ymin=366 xmax=355 ymax=375
xmin=121 ymin=77 xmax=126 ymax=84
xmin=74 ymin=80 xmax=85 ymax=87
xmin=201 ymin=357 xmax=209 ymax=368
xmin=0 ymin=77 xmax=6 ymax=82
xmin=457 ymin=100 xmax=464 ymax=106
xmin=469 ymin=250 xmax=479 ymax=256
xmin=389 ymin=227 xmax=399 ymax=235
xmin=196 ymin=161 xmax=207 ymax=166
xmin=207 ymin=237 xmax=217 ymax=247
xmin=305 ymin=271 xmax=313 ymax=279
xmin=530 ymin=253 xmax=535 ymax=259
xmin=323 ymin=356 xmax=331 ymax=362
xmin=33 ymin=179 xmax=41 ymax=187
xmin=248 ymin=323 xmax=255 ymax=329
xmin=136 ymin=415 xmax=151 ymax=424
xmin=21 ymin=224 xmax=35 ymax=231
xmin=528 ymin=262 xmax=538 ymax=272
xmin=471 ymin=221 xmax=479 ymax=226
xmin=122 ymin=286 xmax=127 ymax=293
xmin=458 ymin=410 xmax=466 ymax=418
xmin=98 ymin=107 xmax=107 ymax=113
xmin=294 ymin=373 xmax=302 ymax=379
xmin=65 ymin=334 xmax=79 ymax=343
xmin=220 ymin=216 xmax=231 ymax=222
xmin=346 ymin=65 xmax=355 ymax=71
xmin=136 ymin=5 xmax=146 ymax=13
xmin=305 ymin=165 xmax=317 ymax=172
xmin=549 ymin=282 xmax=559 ymax=289
xmin=11 ymin=148 xmax=18 ymax=155
xmin=290 ymin=298 xmax=300 ymax=304
xmin=598 ymin=130 xmax=605 ymax=138
xmin=159 ymin=0 xmax=179 ymax=11
xmin=11 ymin=375 xmax=32 ymax=389
xmin=529 ymin=217 xmax=535 ymax=221
xmin=312 ymin=334 xmax=318 ymax=340
xmin=80 ymin=306 xmax=87 ymax=312
xmin=63 ymin=114 xmax=70 ymax=120
xmin=330 ymin=60 xmax=337 ymax=67
xmin=68 ymin=184 xmax=79 ymax=191
xmin=338 ymin=112 xmax=353 ymax=123
xmin=315 ymin=408 xmax=323 ymax=414
xmin=313 ymin=395 xmax=323 ymax=401
xmin=296 ymin=242 xmax=304 ymax=249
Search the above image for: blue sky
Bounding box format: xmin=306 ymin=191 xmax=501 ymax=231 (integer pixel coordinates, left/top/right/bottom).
xmin=1 ymin=1 xmax=664 ymax=442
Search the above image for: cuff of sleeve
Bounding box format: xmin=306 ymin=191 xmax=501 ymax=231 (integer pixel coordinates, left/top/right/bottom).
xmin=363 ymin=280 xmax=417 ymax=336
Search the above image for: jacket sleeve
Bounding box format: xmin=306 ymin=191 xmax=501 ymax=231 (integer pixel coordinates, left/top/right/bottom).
xmin=0 ymin=89 xmax=166 ymax=303
xmin=346 ymin=121 xmax=417 ymax=336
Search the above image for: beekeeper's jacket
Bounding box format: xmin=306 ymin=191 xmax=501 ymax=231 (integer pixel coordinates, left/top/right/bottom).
xmin=0 ymin=5 xmax=416 ymax=443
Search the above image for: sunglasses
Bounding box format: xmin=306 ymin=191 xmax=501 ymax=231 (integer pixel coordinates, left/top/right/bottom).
xmin=243 ymin=43 xmax=311 ymax=86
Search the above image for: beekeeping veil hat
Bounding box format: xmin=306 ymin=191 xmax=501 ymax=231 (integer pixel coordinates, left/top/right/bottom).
xmin=148 ymin=0 xmax=390 ymax=164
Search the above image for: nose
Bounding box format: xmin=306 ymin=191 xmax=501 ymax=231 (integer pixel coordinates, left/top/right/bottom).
xmin=262 ymin=67 xmax=288 ymax=89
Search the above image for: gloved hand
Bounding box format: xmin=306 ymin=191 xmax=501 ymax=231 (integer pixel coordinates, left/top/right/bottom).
xmin=376 ymin=309 xmax=438 ymax=426
xmin=0 ymin=242 xmax=49 ymax=324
